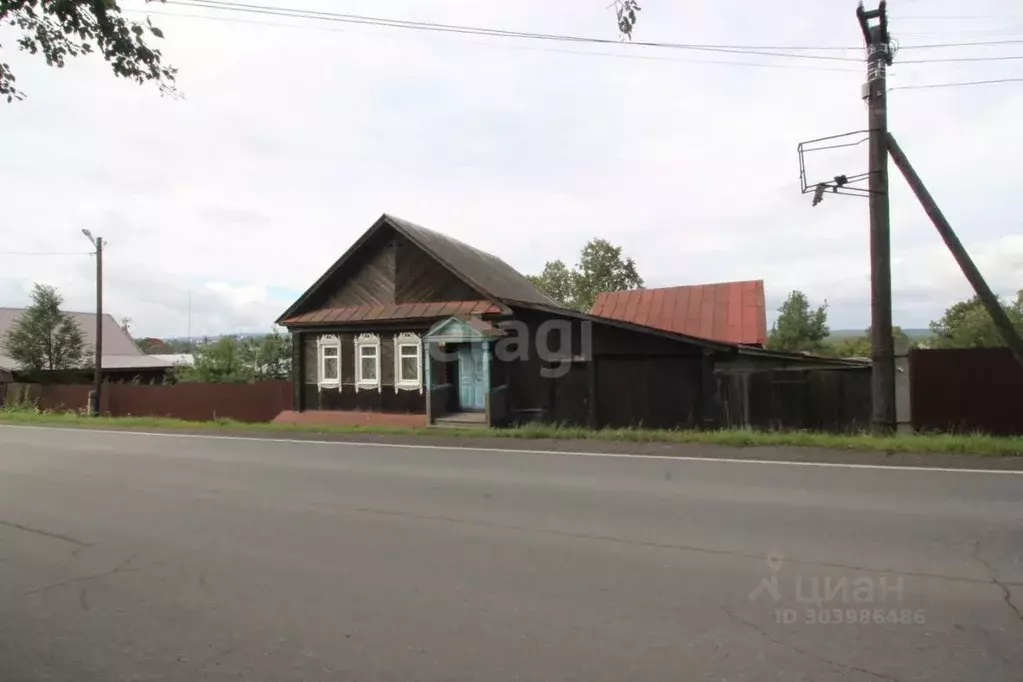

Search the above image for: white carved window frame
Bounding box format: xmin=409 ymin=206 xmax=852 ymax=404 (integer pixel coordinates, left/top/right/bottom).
xmin=317 ymin=334 xmax=341 ymax=389
xmin=355 ymin=333 xmax=381 ymax=391
xmin=394 ymin=332 xmax=423 ymax=394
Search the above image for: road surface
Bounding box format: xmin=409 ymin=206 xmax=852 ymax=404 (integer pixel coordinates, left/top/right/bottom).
xmin=1 ymin=425 xmax=1021 ymax=681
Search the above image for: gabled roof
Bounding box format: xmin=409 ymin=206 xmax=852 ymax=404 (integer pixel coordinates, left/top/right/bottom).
xmin=277 ymin=214 xmax=559 ymax=325
xmin=0 ymin=307 xmax=176 ymax=371
xmin=589 ymin=280 xmax=768 ymax=346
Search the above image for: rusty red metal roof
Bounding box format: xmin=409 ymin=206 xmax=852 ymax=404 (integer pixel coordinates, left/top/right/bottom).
xmin=282 ymin=300 xmax=503 ymax=326
xmin=589 ymin=280 xmax=768 ymax=345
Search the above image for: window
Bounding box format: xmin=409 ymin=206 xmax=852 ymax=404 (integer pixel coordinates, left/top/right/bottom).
xmin=317 ymin=335 xmax=340 ymax=388
xmin=355 ymin=333 xmax=380 ymax=390
xmin=394 ymin=332 xmax=423 ymax=393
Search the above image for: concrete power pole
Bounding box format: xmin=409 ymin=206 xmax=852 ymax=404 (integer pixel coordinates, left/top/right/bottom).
xmin=857 ymin=1 xmax=896 ymax=435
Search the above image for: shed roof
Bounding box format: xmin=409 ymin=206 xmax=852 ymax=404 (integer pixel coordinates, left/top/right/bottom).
xmin=589 ymin=280 xmax=768 ymax=346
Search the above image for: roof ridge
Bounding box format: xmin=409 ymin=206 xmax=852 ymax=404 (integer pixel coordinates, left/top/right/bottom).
xmin=599 ymin=279 xmax=765 ymax=294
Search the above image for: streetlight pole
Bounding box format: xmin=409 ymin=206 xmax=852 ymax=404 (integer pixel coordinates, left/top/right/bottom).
xmin=82 ymin=230 xmax=103 ymax=417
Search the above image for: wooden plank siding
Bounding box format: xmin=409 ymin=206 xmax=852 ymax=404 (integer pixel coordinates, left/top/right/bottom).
xmin=324 ymin=231 xmax=396 ymax=307
xmin=394 ymin=234 xmax=480 ymax=303
xmin=306 ymin=232 xmax=487 ymax=314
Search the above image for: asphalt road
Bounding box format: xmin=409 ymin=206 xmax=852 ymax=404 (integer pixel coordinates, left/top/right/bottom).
xmin=1 ymin=426 xmax=1021 ymax=682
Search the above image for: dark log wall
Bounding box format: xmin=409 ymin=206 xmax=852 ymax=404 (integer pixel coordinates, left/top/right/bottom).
xmin=394 ymin=234 xmax=479 ymax=303
xmin=301 ymin=330 xmax=426 ymax=414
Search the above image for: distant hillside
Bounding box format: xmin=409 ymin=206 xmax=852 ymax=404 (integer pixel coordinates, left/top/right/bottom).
xmin=827 ymin=328 xmax=931 ymax=341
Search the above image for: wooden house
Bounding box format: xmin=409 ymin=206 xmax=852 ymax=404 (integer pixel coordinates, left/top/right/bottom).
xmin=277 ymin=214 xmax=862 ymax=429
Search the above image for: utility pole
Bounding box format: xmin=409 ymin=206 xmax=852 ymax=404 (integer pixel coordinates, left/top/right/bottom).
xmin=857 ymin=1 xmax=896 ymax=435
xmin=82 ymin=230 xmax=103 ymax=417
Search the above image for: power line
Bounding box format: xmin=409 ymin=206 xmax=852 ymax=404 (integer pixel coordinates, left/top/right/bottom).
xmin=898 ymin=38 xmax=1023 ymax=49
xmin=893 ymin=14 xmax=1023 ymax=21
xmin=890 ymin=77 xmax=1023 ymax=90
xmin=0 ymin=251 xmax=92 ymax=256
xmin=132 ymin=8 xmax=863 ymax=71
xmin=161 ymin=0 xmax=866 ymax=61
xmin=151 ymin=0 xmax=1023 ymax=68
xmin=899 ymin=54 xmax=1023 ymax=63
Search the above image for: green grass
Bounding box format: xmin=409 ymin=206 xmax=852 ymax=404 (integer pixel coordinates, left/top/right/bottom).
xmin=1 ymin=406 xmax=1021 ymax=457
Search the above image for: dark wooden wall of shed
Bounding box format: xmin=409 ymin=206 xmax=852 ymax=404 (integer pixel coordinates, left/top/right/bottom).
xmin=595 ymin=356 xmax=701 ymax=429
xmin=501 ymin=307 xmax=709 ymax=428
xmin=715 ymin=367 xmax=871 ymax=433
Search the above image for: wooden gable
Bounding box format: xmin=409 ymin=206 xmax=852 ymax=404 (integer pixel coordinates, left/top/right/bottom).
xmin=309 ymin=227 xmax=483 ymax=312
xmin=394 ymin=233 xmax=480 ymax=304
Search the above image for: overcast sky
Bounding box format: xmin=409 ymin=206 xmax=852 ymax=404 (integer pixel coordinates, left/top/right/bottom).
xmin=2 ymin=0 xmax=1020 ymax=338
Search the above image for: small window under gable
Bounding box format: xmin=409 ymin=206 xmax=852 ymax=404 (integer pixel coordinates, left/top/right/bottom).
xmin=394 ymin=332 xmax=423 ymax=393
xmin=317 ymin=335 xmax=341 ymax=388
xmin=355 ymin=333 xmax=381 ymax=391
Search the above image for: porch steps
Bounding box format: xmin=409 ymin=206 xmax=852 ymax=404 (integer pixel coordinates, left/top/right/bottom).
xmin=432 ymin=412 xmax=488 ymax=429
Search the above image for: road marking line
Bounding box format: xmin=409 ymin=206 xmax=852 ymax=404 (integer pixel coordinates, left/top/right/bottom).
xmin=1 ymin=424 xmax=1021 ymax=475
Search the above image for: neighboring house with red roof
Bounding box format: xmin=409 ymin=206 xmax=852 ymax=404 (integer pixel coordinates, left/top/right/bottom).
xmin=590 ymin=280 xmax=768 ymax=347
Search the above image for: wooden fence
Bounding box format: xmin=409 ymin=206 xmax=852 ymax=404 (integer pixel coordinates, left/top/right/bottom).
xmin=910 ymin=348 xmax=1023 ymax=436
xmin=1 ymin=381 xmax=293 ymax=423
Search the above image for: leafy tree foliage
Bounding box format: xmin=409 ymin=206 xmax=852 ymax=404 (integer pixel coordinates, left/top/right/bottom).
xmin=176 ymin=328 xmax=291 ymax=383
xmin=767 ymin=290 xmax=830 ymax=353
xmin=928 ymin=290 xmax=1023 ymax=349
xmin=1 ymin=0 xmax=175 ymax=102
xmin=528 ymin=238 xmax=644 ymax=312
xmin=1 ymin=283 xmax=89 ymax=370
xmin=527 ymin=260 xmax=574 ymax=308
xmin=613 ymin=0 xmax=641 ymax=38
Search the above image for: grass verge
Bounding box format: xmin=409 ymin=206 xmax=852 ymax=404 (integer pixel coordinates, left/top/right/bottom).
xmin=1 ymin=408 xmax=1021 ymax=457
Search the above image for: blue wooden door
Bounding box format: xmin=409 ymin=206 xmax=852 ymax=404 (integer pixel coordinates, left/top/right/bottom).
xmin=458 ymin=344 xmax=486 ymax=411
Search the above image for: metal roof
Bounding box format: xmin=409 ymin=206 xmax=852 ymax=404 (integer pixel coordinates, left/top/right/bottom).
xmin=282 ymin=300 xmax=503 ymax=326
xmin=385 ymin=215 xmax=559 ymax=307
xmin=589 ymin=280 xmax=768 ymax=346
xmin=0 ymin=307 xmax=176 ymax=371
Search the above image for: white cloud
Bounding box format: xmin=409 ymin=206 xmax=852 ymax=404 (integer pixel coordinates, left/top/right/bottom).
xmin=1 ymin=0 xmax=1020 ymax=336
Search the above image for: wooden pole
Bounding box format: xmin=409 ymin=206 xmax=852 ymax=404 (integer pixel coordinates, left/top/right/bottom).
xmin=887 ymin=133 xmax=1023 ymax=368
xmin=858 ymin=1 xmax=896 ymax=434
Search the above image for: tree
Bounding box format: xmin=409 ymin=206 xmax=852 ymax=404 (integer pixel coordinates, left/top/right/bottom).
xmin=1 ymin=0 xmax=176 ymax=102
xmin=527 ymin=238 xmax=644 ymax=312
xmin=175 ymin=329 xmax=291 ymax=383
xmin=1 ymin=283 xmax=89 ymax=371
xmin=176 ymin=336 xmax=253 ymax=384
xmin=613 ymin=0 xmax=641 ymax=38
xmin=767 ymin=290 xmax=829 ymax=353
xmin=252 ymin=327 xmax=292 ymax=381
xmin=527 ymin=260 xmax=575 ymax=308
xmin=929 ymin=291 xmax=1023 ymax=349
